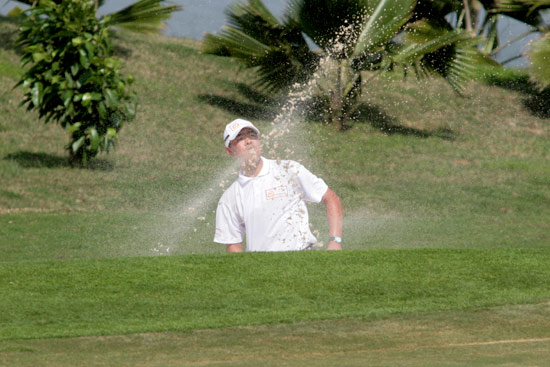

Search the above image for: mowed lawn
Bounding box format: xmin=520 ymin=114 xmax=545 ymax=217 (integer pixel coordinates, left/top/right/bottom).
xmin=1 ymin=15 xmax=550 ymax=366
xmin=3 ymin=302 xmax=550 ymax=366
xmin=2 ymin=250 xmax=550 ymax=366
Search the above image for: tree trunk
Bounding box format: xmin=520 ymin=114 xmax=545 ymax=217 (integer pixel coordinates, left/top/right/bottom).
xmin=463 ymin=0 xmax=473 ymax=31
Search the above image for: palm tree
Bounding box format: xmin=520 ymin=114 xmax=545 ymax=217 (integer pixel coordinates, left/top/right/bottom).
xmin=10 ymin=0 xmax=181 ymax=33
xmin=202 ymin=0 xmax=494 ymax=129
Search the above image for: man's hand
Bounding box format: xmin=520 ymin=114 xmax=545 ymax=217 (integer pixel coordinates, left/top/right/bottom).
xmin=327 ymin=240 xmax=342 ymax=251
xmin=226 ymin=243 xmax=243 ymax=252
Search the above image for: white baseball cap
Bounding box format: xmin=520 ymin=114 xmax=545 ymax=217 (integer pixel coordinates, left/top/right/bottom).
xmin=223 ymin=119 xmax=260 ymax=147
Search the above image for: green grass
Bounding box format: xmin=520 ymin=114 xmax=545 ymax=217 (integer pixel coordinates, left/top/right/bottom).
xmin=2 ymin=303 xmax=550 ymax=366
xmin=2 ymin=249 xmax=550 ymax=341
xmin=1 ymin=13 xmax=550 ymax=366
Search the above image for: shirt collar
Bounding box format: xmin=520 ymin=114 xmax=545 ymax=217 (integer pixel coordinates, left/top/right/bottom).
xmin=237 ymin=156 xmax=269 ymax=185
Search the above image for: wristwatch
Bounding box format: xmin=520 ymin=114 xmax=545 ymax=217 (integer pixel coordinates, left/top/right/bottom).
xmin=329 ymin=236 xmax=342 ymax=244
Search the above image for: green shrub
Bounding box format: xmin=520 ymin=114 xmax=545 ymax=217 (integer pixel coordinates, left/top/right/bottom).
xmin=16 ymin=0 xmax=136 ymax=166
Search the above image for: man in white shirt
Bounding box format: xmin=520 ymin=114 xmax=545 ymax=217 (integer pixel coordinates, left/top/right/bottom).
xmin=214 ymin=118 xmax=343 ymax=252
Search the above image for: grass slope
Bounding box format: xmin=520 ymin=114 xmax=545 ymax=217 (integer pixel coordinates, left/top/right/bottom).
xmin=1 ymin=17 xmax=549 ymax=258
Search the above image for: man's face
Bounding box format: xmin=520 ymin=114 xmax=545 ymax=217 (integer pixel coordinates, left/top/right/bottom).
xmin=226 ymin=128 xmax=261 ymax=165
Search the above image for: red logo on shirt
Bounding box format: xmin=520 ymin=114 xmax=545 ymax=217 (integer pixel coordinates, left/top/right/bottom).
xmin=265 ymin=185 xmax=288 ymax=200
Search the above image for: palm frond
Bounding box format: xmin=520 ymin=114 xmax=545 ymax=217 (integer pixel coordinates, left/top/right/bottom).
xmin=352 ymin=0 xmax=417 ymax=58
xmin=251 ymin=46 xmax=318 ymax=91
xmin=443 ymin=45 xmax=497 ymax=93
xmin=491 ymin=0 xmax=550 ymax=14
xmin=102 ymin=0 xmax=181 ymax=33
xmin=222 ymin=0 xmax=285 ymax=49
xmin=204 ymin=26 xmax=318 ymax=92
xmin=527 ymin=33 xmax=550 ymax=88
xmin=201 ymin=33 xmax=233 ymax=56
xmin=410 ymin=0 xmax=461 ymax=23
xmin=227 ymin=0 xmax=281 ymax=29
xmin=479 ymin=0 xmax=549 ymax=26
xmin=286 ymin=0 xmax=370 ymax=58
xmin=201 ymin=0 xmax=318 ymax=92
xmin=394 ymin=20 xmax=496 ymax=93
xmin=480 ymin=13 xmax=500 ymax=54
xmin=202 ymin=27 xmax=272 ymax=60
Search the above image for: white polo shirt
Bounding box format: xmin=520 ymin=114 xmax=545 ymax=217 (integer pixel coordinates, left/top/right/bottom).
xmin=214 ymin=157 xmax=329 ymax=252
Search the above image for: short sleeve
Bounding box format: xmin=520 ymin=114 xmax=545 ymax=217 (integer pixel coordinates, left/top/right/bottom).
xmin=294 ymin=162 xmax=329 ymax=203
xmin=214 ymin=200 xmax=245 ymax=244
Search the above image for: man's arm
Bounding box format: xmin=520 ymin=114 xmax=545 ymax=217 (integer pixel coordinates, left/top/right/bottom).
xmin=226 ymin=243 xmax=243 ymax=252
xmin=322 ymin=188 xmax=343 ymax=251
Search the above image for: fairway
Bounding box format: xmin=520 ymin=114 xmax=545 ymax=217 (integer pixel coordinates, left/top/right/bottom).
xmin=2 ymin=302 xmax=550 ymax=366
xmin=2 ymin=250 xmax=550 ymax=341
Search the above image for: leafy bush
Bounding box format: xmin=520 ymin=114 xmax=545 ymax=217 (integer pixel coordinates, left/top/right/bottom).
xmin=16 ymin=0 xmax=136 ymax=166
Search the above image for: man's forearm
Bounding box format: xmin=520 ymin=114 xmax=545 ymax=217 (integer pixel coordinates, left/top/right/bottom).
xmin=323 ymin=189 xmax=343 ymax=250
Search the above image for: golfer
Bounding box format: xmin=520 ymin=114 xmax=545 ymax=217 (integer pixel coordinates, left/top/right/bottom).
xmin=214 ymin=118 xmax=343 ymax=252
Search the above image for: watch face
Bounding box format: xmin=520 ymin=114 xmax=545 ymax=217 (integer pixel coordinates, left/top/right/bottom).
xmin=329 ymin=236 xmax=342 ymax=243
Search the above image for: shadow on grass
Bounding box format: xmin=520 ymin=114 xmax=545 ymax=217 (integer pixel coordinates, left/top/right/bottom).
xmin=352 ymin=103 xmax=456 ymax=140
xmin=110 ymin=33 xmax=133 ymax=59
xmin=304 ymin=98 xmax=456 ymax=140
xmin=4 ymin=151 xmax=114 ymax=170
xmin=484 ymin=73 xmax=550 ymax=119
xmin=199 ymin=83 xmax=456 ymax=140
xmin=0 ymin=16 xmax=23 ymax=54
xmin=234 ymin=83 xmax=280 ymax=106
xmin=198 ymin=82 xmax=285 ymax=120
xmin=197 ymin=94 xmax=278 ymax=121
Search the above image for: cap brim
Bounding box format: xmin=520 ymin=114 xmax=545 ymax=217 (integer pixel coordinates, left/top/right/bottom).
xmin=225 ymin=125 xmax=260 ymax=147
